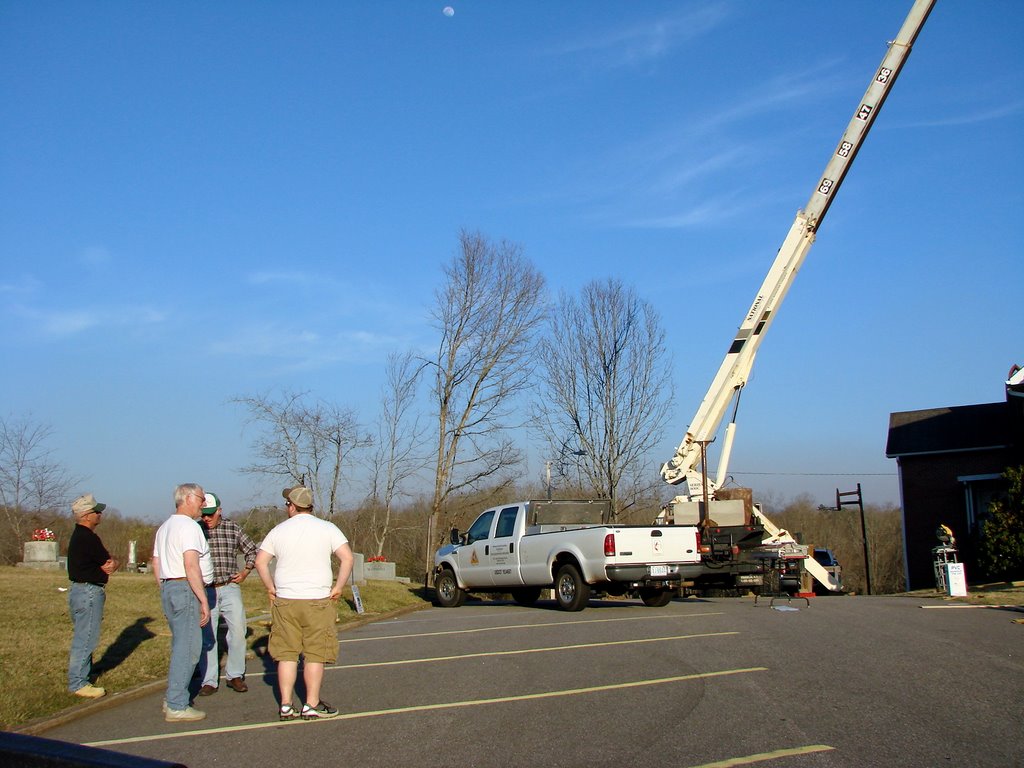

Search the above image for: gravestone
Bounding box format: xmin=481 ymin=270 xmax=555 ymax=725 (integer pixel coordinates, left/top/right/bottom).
xmin=19 ymin=541 xmax=63 ymax=570
xmin=364 ymin=561 xmax=397 ymax=580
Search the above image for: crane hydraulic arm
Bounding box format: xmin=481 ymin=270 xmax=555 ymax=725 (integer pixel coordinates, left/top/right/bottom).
xmin=661 ymin=0 xmax=936 ymax=500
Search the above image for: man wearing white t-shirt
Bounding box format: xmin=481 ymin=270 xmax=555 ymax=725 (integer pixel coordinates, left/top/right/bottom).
xmin=255 ymin=485 xmax=354 ymax=721
xmin=152 ymin=483 xmax=213 ymax=722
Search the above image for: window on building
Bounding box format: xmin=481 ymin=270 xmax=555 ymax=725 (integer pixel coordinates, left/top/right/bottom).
xmin=959 ymin=474 xmax=1005 ymax=534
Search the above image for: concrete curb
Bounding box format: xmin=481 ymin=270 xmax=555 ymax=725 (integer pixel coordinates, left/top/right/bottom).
xmin=13 ymin=601 xmax=432 ymax=737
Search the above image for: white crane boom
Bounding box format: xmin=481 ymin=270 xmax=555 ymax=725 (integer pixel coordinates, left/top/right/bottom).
xmin=661 ymin=0 xmax=936 ymax=500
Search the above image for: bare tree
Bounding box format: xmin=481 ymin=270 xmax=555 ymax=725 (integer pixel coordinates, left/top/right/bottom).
xmin=535 ymin=278 xmax=673 ymax=519
xmin=233 ymin=391 xmax=371 ymax=517
xmin=0 ymin=415 xmax=79 ymax=564
xmin=364 ymin=351 xmax=429 ymax=557
xmin=426 ymin=230 xmax=547 ymax=546
xmin=770 ymin=495 xmax=906 ymax=594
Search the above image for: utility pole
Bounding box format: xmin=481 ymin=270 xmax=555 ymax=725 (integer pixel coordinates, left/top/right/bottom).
xmin=837 ymin=483 xmax=871 ymax=595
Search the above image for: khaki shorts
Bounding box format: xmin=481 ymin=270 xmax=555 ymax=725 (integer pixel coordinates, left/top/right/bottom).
xmin=268 ymin=598 xmax=338 ymax=664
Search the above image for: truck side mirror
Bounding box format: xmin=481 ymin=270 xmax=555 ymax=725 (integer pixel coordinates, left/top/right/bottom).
xmin=449 ymin=528 xmax=461 ymax=545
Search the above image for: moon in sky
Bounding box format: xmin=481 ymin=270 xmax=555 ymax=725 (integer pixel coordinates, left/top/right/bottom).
xmin=443 ymin=6 xmax=454 ymax=17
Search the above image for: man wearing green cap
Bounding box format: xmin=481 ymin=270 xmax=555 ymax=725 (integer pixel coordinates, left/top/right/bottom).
xmin=196 ymin=492 xmax=258 ymax=696
xmin=67 ymin=493 xmax=118 ymax=698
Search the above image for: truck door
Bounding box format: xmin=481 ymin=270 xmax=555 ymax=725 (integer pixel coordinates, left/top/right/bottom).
xmin=457 ymin=508 xmax=497 ymax=586
xmin=488 ymin=505 xmax=524 ymax=587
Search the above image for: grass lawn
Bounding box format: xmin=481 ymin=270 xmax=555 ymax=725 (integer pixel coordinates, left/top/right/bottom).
xmin=0 ymin=567 xmax=429 ymax=730
xmin=904 ymin=581 xmax=1024 ymax=606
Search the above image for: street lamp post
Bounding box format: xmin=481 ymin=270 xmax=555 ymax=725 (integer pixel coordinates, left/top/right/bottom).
xmin=837 ymin=483 xmax=872 ymax=595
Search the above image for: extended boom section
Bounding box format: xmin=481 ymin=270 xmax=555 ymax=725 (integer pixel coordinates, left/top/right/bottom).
xmin=661 ymin=0 xmax=936 ymax=498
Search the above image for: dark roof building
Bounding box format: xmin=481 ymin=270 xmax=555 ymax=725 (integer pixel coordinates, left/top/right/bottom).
xmin=886 ymin=366 xmax=1023 ymax=591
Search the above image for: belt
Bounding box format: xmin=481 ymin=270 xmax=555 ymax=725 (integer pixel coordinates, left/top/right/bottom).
xmin=71 ymin=581 xmax=105 ymax=588
xmin=161 ymin=577 xmax=187 ymax=582
xmin=213 ymin=580 xmax=234 ymax=588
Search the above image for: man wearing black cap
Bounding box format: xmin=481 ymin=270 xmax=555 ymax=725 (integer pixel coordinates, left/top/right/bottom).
xmin=196 ymin=492 xmax=258 ymax=696
xmin=67 ymin=493 xmax=118 ymax=698
xmin=255 ymin=485 xmax=354 ymax=721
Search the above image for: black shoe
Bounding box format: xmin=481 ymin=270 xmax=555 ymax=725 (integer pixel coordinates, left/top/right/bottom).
xmin=279 ymin=705 xmax=299 ymax=721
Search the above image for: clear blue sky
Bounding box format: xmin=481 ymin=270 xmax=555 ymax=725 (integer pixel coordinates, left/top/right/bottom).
xmin=2 ymin=1 xmax=1021 ymax=521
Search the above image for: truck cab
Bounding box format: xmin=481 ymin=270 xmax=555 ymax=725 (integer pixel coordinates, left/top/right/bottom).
xmin=445 ymin=503 xmax=530 ymax=589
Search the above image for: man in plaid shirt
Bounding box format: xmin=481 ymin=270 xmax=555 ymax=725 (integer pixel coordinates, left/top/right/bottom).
xmin=196 ymin=492 xmax=258 ymax=695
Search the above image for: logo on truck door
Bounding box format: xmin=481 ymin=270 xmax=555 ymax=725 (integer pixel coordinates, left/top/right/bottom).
xmin=470 ymin=550 xmax=479 ymax=565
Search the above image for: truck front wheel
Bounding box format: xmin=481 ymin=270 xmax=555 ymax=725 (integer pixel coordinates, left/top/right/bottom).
xmin=555 ymin=564 xmax=590 ymax=612
xmin=434 ymin=568 xmax=466 ymax=608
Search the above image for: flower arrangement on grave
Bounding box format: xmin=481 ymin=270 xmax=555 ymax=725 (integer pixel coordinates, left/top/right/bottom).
xmin=32 ymin=528 xmax=56 ymax=542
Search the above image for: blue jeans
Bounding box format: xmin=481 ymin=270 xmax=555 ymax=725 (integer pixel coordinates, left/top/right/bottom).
xmin=67 ymin=582 xmax=105 ymax=692
xmin=161 ymin=580 xmax=202 ymax=711
xmin=198 ymin=583 xmax=248 ymax=687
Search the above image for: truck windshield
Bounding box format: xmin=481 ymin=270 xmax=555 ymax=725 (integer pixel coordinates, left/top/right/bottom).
xmin=814 ymin=550 xmax=838 ymax=567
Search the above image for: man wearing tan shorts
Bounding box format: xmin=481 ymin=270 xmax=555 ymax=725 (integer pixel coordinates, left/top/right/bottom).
xmin=255 ymin=485 xmax=354 ymax=721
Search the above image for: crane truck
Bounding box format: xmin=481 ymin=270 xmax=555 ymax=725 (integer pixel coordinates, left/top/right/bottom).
xmin=659 ymin=0 xmax=936 ymax=594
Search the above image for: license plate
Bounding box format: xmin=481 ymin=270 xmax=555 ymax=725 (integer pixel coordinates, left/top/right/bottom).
xmin=648 ymin=565 xmax=669 ymax=577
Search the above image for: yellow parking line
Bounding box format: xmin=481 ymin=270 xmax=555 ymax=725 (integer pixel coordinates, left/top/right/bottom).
xmin=341 ymin=611 xmax=726 ymax=643
xmin=330 ymin=631 xmax=739 ymax=670
xmin=86 ymin=666 xmax=767 ymax=748
xmin=687 ymin=744 xmax=836 ymax=767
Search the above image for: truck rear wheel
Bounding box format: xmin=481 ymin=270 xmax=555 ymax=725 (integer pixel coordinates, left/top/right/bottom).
xmin=434 ymin=568 xmax=466 ymax=608
xmin=640 ymin=588 xmax=674 ymax=607
xmin=511 ymin=587 xmax=542 ymax=607
xmin=554 ymin=564 xmax=590 ymax=612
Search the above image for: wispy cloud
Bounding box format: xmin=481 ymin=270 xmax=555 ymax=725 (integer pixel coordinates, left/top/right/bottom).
xmin=37 ymin=309 xmax=102 ymax=336
xmin=892 ymin=100 xmax=1024 ymax=128
xmin=245 ymin=270 xmax=314 ymax=286
xmin=205 ymin=321 xmax=412 ymax=374
xmin=560 ymin=63 xmax=853 ymax=230
xmin=550 ymin=4 xmax=731 ymax=68
xmin=0 ymin=275 xmax=43 ymax=295
xmin=79 ymin=246 xmax=113 ymax=268
xmin=9 ymin=304 xmax=166 ymax=339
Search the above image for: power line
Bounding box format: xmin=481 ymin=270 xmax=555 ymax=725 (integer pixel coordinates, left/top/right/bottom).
xmin=732 ymin=471 xmax=896 ymax=477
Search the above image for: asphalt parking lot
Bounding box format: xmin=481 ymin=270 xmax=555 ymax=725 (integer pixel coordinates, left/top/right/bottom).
xmin=35 ymin=595 xmax=1024 ymax=767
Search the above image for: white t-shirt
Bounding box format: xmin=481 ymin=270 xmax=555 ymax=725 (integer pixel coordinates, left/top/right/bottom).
xmin=259 ymin=513 xmax=348 ymax=600
xmin=153 ymin=514 xmax=214 ymax=584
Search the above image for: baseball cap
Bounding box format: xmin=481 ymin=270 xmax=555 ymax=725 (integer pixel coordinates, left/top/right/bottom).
xmin=282 ymin=485 xmax=313 ymax=509
xmin=72 ymin=493 xmax=107 ymax=518
xmin=201 ymin=492 xmax=221 ymax=516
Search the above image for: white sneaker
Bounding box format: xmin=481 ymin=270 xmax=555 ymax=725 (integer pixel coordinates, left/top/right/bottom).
xmin=73 ymin=684 xmax=106 ymax=699
xmin=165 ymin=705 xmax=206 ymax=722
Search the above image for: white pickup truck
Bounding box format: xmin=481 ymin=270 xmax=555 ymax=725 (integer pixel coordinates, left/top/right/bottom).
xmin=433 ymin=499 xmax=702 ymax=611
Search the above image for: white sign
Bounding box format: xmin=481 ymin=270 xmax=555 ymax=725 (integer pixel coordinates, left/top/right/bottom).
xmin=350 ymin=575 xmax=365 ymax=614
xmin=945 ymin=563 xmax=967 ymax=597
